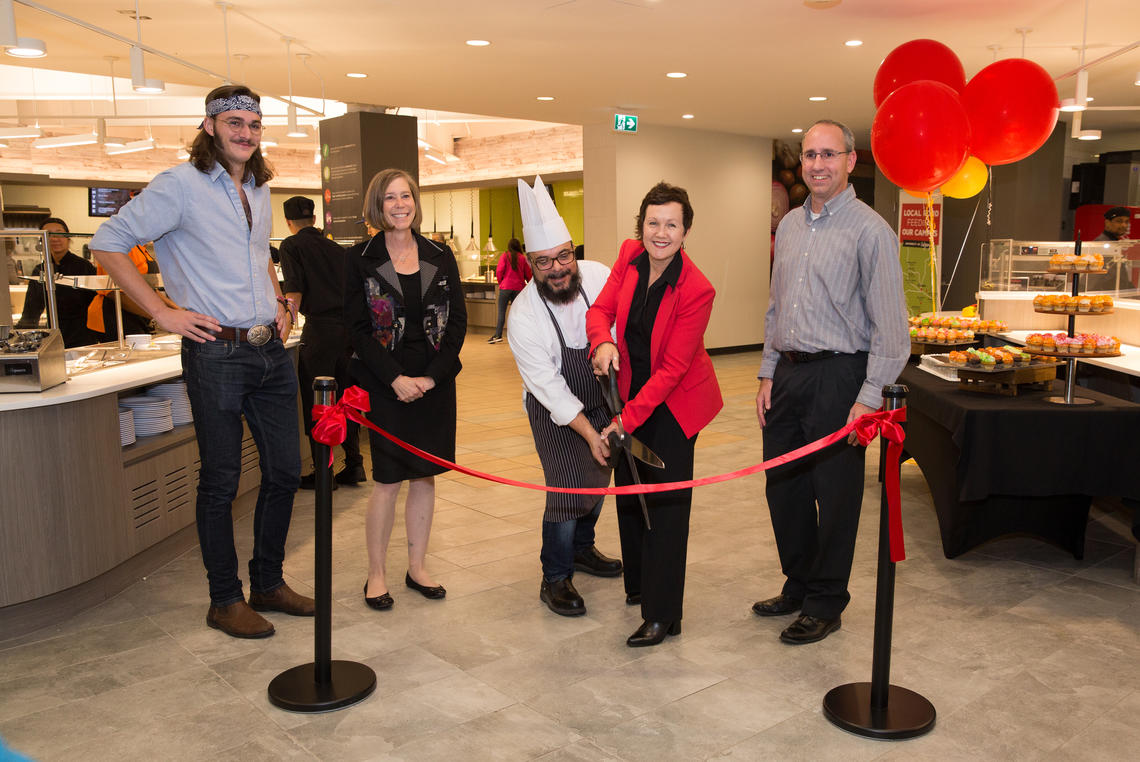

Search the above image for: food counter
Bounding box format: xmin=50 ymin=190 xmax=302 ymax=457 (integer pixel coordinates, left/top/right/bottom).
xmin=0 ymin=339 xmax=305 ymax=638
xmin=462 ymin=278 xmax=498 ymax=329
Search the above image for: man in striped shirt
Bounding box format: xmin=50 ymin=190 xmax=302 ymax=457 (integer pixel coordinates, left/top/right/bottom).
xmin=753 ymin=119 xmax=909 ymax=645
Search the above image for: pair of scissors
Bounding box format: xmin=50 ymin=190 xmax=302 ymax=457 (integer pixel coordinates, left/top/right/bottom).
xmin=598 ymin=367 xmax=664 ymax=529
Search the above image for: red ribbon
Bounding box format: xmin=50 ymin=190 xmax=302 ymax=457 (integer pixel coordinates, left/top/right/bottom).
xmin=312 ymin=386 xmax=908 ymax=562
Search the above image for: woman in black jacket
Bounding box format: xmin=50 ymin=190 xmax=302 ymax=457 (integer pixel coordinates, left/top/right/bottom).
xmin=344 ymin=169 xmax=467 ymax=610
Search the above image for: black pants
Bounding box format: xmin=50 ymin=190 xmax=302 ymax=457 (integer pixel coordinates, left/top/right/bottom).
xmin=298 ymin=319 xmax=362 ymax=468
xmin=616 ymin=404 xmax=696 ymax=623
xmin=763 ymin=353 xmax=867 ymax=619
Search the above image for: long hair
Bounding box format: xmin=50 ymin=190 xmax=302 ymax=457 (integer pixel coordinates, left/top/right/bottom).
xmin=362 ymin=169 xmax=423 ymax=233
xmin=507 ymin=237 xmax=523 ymax=270
xmin=189 ymin=84 xmax=274 ymax=187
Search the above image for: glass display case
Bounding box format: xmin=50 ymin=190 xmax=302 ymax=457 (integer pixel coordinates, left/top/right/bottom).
xmin=981 ymin=238 xmax=1140 ymax=298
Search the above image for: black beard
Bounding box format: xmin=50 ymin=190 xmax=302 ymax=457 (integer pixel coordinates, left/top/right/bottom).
xmin=536 ymin=268 xmax=581 ymax=305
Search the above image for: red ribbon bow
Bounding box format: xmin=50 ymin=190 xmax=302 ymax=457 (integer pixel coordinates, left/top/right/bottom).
xmin=852 ymin=408 xmax=908 ymax=563
xmin=311 ymin=386 xmax=372 ymax=467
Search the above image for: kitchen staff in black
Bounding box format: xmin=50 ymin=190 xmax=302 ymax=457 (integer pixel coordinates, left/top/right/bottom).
xmin=17 ymin=217 xmax=97 ymax=347
xmin=279 ymin=196 xmax=365 ymax=487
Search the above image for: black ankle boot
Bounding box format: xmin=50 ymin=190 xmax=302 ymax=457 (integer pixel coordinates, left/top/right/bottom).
xmin=626 ymin=619 xmax=681 ymax=647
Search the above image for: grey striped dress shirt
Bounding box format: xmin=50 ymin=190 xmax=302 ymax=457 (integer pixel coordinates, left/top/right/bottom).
xmin=759 ymin=184 xmax=909 ymax=409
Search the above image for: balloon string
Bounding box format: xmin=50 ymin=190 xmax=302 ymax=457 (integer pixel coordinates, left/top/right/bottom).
xmin=942 ymin=194 xmax=982 ymax=304
xmin=924 ymin=194 xmax=937 ymax=313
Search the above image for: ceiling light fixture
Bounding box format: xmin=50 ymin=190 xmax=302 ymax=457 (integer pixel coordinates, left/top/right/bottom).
xmin=286 ymin=104 xmax=306 ymax=138
xmin=0 ymin=126 xmax=42 ymax=139
xmin=809 ymin=96 xmax=827 ymax=102
xmin=129 ymin=1 xmax=164 ymax=93
xmin=681 ymin=114 xmax=694 ymax=119
xmin=465 ymin=39 xmax=490 ymax=47
xmin=845 ymin=40 xmax=863 ymax=47
xmin=1077 ymin=129 xmax=1101 ymax=141
xmin=1 ymin=0 xmax=47 ymax=58
xmin=107 ymin=137 xmax=156 ymax=155
xmin=1060 ymin=68 xmax=1089 ymax=112
xmin=282 ymin=37 xmax=307 ymax=138
xmin=346 ymin=72 xmax=367 ymax=79
xmin=536 ymin=96 xmax=554 ymax=101
xmin=1134 ymin=70 xmax=1139 ymax=86
xmin=792 ymin=128 xmax=803 ymax=134
xmin=666 ymin=72 xmax=687 ymax=79
xmin=33 ymin=132 xmax=98 ymax=149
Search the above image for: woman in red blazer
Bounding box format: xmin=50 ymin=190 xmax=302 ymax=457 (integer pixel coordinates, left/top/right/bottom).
xmin=587 ymin=182 xmax=723 ymax=647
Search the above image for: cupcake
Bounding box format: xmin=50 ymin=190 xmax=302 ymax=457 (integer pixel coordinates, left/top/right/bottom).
xmin=1049 ymin=253 xmax=1064 ymax=270
xmin=980 ymin=353 xmax=996 ymax=368
xmin=1066 ymin=296 xmax=1080 ymax=313
xmin=1103 ymin=296 xmax=1114 ymax=311
xmin=1074 ymin=255 xmax=1090 ymax=271
xmin=935 ymin=328 xmax=948 ymax=343
xmin=1083 ymin=336 xmax=1096 ymax=354
xmin=1026 ymin=333 xmax=1043 ymax=351
xmin=1042 ymin=334 xmax=1056 ymax=352
xmin=1097 ymin=336 xmax=1114 ymax=355
xmin=1061 ymin=253 xmax=1077 ymax=270
xmin=1112 ymin=337 xmax=1122 ymax=354
xmin=1091 ymin=253 xmax=1104 ymax=270
xmin=1078 ymin=296 xmax=1091 ymax=313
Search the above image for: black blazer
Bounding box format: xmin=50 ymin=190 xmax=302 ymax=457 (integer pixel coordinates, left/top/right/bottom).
xmin=344 ymin=230 xmax=466 ymax=388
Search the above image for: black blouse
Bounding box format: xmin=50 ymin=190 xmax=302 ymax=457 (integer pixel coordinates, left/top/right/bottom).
xmin=624 ymin=250 xmax=683 ymax=399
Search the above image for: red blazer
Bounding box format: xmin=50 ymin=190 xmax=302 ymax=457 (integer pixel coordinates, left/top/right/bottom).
xmin=586 ymin=238 xmax=723 ymax=437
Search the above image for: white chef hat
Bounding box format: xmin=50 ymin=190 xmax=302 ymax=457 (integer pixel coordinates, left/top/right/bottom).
xmin=517 ymin=175 xmax=571 ymax=252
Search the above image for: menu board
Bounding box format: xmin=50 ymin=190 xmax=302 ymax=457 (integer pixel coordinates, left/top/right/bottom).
xmin=318 ymin=112 xmax=418 ymax=242
xmin=89 ymin=187 xmax=137 ymax=217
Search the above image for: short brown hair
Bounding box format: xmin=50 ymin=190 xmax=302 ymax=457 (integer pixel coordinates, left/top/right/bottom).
xmin=635 ymin=181 xmax=694 ymax=239
xmin=363 ymin=169 xmax=422 ymax=232
xmin=189 ymin=84 xmax=274 ymax=187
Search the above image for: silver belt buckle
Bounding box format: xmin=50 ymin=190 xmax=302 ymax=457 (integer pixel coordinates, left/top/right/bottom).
xmin=246 ymin=324 xmax=272 ymax=346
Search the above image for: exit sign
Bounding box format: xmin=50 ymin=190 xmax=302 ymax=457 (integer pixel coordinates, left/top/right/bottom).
xmin=613 ymin=114 xmax=639 ymax=133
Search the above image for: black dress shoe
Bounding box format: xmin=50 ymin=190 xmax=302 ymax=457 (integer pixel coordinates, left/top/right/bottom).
xmin=627 ymin=619 xmax=681 ymax=647
xmin=573 ymin=546 xmax=623 ymax=577
xmin=779 ymin=614 xmax=841 ymax=644
xmin=625 ymin=593 xmax=641 ymax=606
xmin=336 ymin=464 xmax=368 ymax=485
xmin=299 ymin=472 xmax=338 ymax=491
xmin=405 ymin=572 xmax=446 ymax=599
xmin=751 ymin=594 xmax=803 ymax=617
xmin=540 ymin=577 xmax=586 ymax=616
xmin=364 ymin=582 xmax=393 ymax=611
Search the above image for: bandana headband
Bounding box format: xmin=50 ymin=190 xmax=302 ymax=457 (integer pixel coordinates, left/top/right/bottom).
xmin=205 ymin=94 xmax=262 ymax=118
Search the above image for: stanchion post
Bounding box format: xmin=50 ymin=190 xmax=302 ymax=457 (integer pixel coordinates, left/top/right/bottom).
xmin=267 ymin=377 xmax=376 ymax=712
xmin=822 ymin=384 xmax=936 ymax=739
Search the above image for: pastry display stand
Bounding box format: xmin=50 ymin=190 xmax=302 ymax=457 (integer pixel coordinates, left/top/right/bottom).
xmin=823 ymin=385 xmax=936 ymax=739
xmin=1033 ymin=256 xmax=1113 ymax=406
xmin=269 ymin=377 xmax=376 ymax=713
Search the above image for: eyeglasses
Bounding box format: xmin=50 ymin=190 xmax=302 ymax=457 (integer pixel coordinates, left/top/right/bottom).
xmin=532 ymin=249 xmax=575 ymax=271
xmin=215 ymin=117 xmax=263 ymax=133
xmin=801 ymin=150 xmax=850 ymax=162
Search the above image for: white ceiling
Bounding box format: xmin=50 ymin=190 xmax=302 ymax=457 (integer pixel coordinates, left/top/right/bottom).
xmin=3 ymin=0 xmax=1140 ymax=146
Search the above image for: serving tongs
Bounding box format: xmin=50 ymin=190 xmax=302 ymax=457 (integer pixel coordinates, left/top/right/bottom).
xmin=598 ymin=366 xmax=664 ymax=529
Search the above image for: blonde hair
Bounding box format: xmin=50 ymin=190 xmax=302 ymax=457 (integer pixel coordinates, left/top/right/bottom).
xmin=363 ymin=169 xmax=422 ymax=233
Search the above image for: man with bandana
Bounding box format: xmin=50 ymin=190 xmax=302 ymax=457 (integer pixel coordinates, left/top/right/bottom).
xmin=92 ymin=85 xmax=313 ymax=639
xmin=506 ymin=176 xmax=622 ymax=617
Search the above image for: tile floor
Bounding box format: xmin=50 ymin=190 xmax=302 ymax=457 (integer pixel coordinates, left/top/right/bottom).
xmin=2 ymin=336 xmax=1139 ymax=761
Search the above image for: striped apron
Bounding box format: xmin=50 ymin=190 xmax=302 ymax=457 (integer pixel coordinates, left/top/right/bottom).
xmin=524 ymin=289 xmax=613 ymax=522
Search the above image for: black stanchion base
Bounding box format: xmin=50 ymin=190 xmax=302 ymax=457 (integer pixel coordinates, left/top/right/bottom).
xmin=268 ymin=661 xmax=377 ymax=713
xmin=822 ymin=682 xmax=936 ymax=740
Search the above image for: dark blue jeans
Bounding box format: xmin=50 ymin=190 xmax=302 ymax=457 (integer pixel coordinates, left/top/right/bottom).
xmin=540 ymin=497 xmax=603 ymax=582
xmin=182 ymin=337 xmax=301 ymax=606
xmin=492 ymin=288 xmax=520 ymax=339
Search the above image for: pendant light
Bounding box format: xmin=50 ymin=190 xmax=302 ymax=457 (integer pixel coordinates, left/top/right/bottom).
xmin=484 ymin=188 xmax=497 ymax=252
xmin=129 ymin=0 xmax=164 ymax=93
xmin=284 ymin=37 xmax=307 ymax=137
xmin=465 ymin=190 xmax=479 ymax=252
xmin=1 ymin=0 xmax=47 ymax=58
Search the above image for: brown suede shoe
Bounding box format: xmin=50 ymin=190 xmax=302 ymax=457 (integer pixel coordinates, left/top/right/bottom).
xmin=248 ymin=583 xmax=316 ymax=617
xmin=206 ymin=600 xmax=275 ymax=639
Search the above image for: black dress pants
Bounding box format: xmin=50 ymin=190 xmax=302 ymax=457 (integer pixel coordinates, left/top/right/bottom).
xmin=616 ymin=404 xmax=696 ymax=623
xmin=763 ymin=353 xmax=868 ymax=620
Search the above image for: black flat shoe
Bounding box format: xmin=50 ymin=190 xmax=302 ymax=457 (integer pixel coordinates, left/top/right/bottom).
xmin=363 ymin=582 xmax=393 ymax=611
xmin=405 ymin=572 xmax=446 ymax=599
xmin=540 ymin=577 xmax=586 ymax=617
xmin=627 ymin=619 xmax=680 ymax=647
xmin=573 ymin=546 xmax=623 ymax=577
xmin=751 ymin=593 xmax=803 ymax=617
xmin=336 ymin=464 xmax=368 ymax=485
xmin=625 ymin=593 xmax=641 ymax=605
xmin=779 ymin=614 xmax=841 ymax=644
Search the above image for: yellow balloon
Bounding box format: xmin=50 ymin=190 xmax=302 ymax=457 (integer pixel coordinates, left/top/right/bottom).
xmin=940 ymin=156 xmax=988 ymax=199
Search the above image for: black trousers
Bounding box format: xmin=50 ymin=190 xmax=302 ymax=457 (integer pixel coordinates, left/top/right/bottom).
xmin=763 ymin=353 xmax=868 ymax=619
xmin=616 ymin=404 xmax=696 ymax=623
xmin=298 ymin=318 xmax=362 ymax=468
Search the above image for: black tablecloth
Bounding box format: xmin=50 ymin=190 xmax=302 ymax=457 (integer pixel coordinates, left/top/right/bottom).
xmin=900 ymin=365 xmax=1140 ymax=557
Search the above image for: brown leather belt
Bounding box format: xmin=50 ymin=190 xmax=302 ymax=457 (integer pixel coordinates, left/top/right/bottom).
xmin=211 ymin=324 xmax=276 ymax=346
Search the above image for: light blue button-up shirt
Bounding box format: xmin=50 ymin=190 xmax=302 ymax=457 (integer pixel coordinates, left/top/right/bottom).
xmin=90 ymin=161 xmax=276 ymax=329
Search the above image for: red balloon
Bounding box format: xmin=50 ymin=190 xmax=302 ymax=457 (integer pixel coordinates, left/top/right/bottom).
xmin=962 ymin=58 xmax=1059 ymax=166
xmin=873 ymin=39 xmax=966 ymax=107
xmin=872 ymin=80 xmax=970 ymax=192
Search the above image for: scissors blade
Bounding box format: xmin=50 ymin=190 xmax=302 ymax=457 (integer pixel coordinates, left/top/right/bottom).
xmin=627 ymin=434 xmax=664 ymax=469
xmin=624 ymin=448 xmax=652 ymax=531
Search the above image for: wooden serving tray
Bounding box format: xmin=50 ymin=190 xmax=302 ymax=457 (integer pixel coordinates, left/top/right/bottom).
xmin=957 ymin=363 xmax=1058 ymax=396
xmin=1032 ymin=308 xmax=1114 ymax=316
xmin=1024 ymin=348 xmax=1122 ymax=359
xmin=1046 ymin=268 xmax=1108 ymax=275
xmin=911 ymin=339 xmax=979 ymax=355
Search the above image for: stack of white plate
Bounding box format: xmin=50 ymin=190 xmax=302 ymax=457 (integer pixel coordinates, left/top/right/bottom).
xmin=119 ymin=407 xmax=136 ymax=446
xmin=146 ymin=381 xmax=193 ymax=425
xmin=119 ymin=396 xmax=174 ymax=437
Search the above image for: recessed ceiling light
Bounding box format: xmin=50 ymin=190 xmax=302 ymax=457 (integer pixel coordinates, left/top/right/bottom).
xmin=809 ymin=96 xmax=827 ymax=102
xmin=1085 ymin=96 xmax=1094 ymax=102
xmin=681 ymin=114 xmax=694 ymax=119
xmin=845 ymin=40 xmax=863 ymax=47
xmin=666 ymin=72 xmax=687 ymax=79
xmin=792 ymin=128 xmax=803 ymax=134
xmin=465 ymin=39 xmax=491 ymax=47
xmin=536 ymin=96 xmax=554 ymax=101
xmin=346 ymin=72 xmax=367 ymax=79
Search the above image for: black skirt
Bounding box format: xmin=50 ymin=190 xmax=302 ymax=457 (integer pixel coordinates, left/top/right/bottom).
xmin=361 ymin=372 xmax=456 ymax=484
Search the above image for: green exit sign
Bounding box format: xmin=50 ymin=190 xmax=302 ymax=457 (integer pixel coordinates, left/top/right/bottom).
xmin=613 ymin=114 xmax=639 ymax=133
